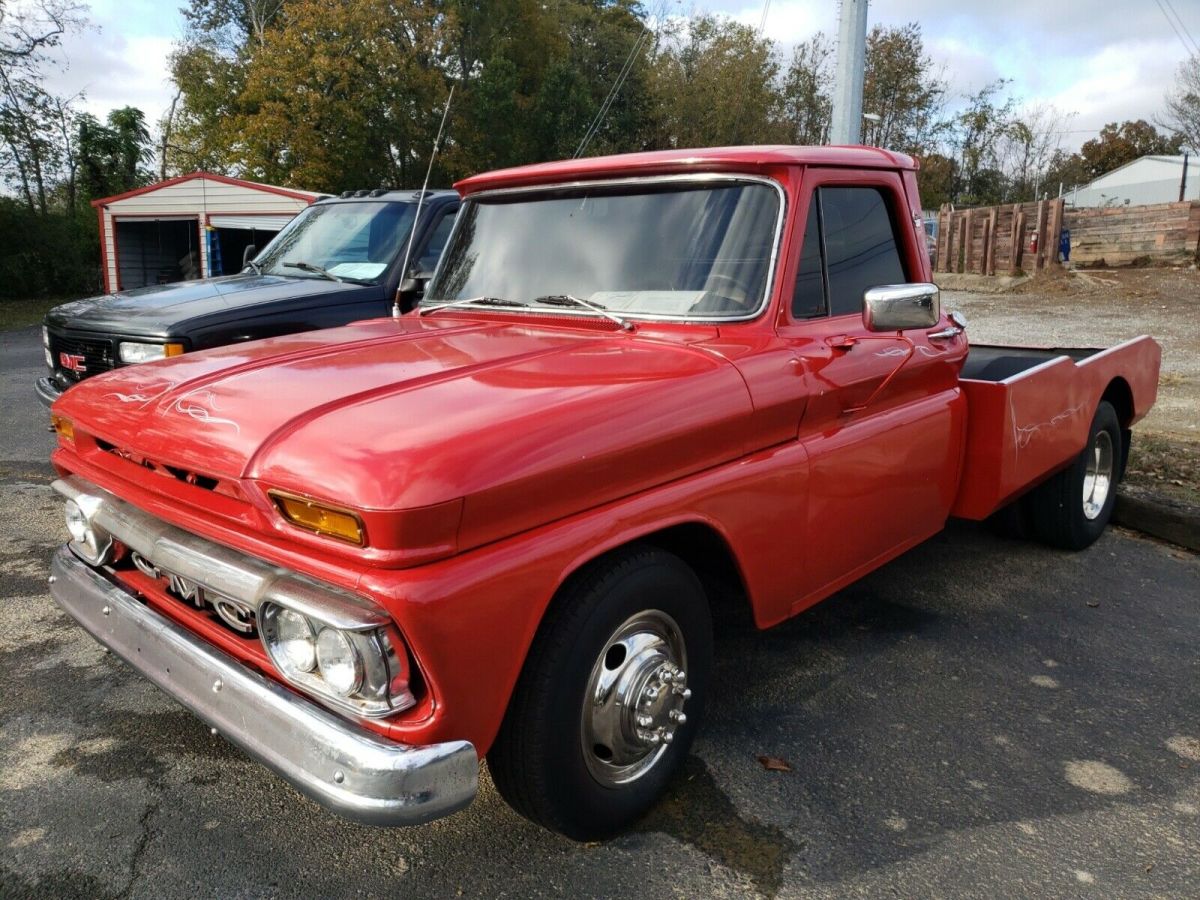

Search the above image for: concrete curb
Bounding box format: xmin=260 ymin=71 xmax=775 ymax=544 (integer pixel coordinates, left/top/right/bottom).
xmin=1113 ymin=486 xmax=1200 ymax=552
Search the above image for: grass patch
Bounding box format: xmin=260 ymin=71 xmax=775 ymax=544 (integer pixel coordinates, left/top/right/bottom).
xmin=1125 ymin=432 xmax=1200 ymax=506
xmin=0 ymin=297 xmax=63 ymax=332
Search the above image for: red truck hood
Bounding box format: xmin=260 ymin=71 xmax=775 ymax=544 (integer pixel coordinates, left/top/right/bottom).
xmin=56 ymin=316 xmax=755 ymax=546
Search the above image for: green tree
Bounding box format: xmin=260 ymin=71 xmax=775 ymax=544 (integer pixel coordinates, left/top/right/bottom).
xmin=1042 ymin=149 xmax=1091 ymax=193
xmin=949 ymin=81 xmax=1015 ymax=205
xmin=996 ymin=104 xmax=1070 ymax=201
xmin=779 ymin=32 xmax=833 ymax=145
xmin=648 ymin=14 xmax=782 ymax=149
xmin=916 ymin=151 xmax=956 ymax=208
xmin=228 ymin=0 xmax=449 ymax=190
xmin=1162 ymin=56 xmax=1200 ymax=152
xmin=77 ymin=106 xmax=153 ymax=200
xmin=1078 ymin=120 xmax=1183 ymax=179
xmin=860 ymin=23 xmax=947 ymax=153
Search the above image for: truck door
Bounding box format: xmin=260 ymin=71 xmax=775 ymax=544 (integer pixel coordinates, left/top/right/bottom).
xmin=778 ymin=169 xmax=967 ymax=609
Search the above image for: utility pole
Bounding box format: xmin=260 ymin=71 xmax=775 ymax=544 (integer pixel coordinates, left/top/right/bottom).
xmin=829 ymin=0 xmax=869 ymax=145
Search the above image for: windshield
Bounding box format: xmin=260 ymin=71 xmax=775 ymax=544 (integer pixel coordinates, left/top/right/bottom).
xmin=253 ymin=201 xmax=417 ymax=283
xmin=423 ymin=179 xmax=781 ymax=319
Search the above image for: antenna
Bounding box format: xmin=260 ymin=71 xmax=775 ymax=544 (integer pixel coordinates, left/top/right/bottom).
xmin=394 ymin=85 xmax=455 ymax=319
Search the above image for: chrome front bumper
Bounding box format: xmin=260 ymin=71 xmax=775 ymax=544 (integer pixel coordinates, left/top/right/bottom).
xmin=35 ymin=376 xmax=63 ymax=409
xmin=49 ymin=547 xmax=479 ymax=826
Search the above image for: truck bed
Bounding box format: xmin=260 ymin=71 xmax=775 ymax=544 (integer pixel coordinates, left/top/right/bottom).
xmin=951 ymin=337 xmax=1161 ymax=520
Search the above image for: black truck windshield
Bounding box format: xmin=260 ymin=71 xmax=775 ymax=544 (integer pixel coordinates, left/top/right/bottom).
xmin=255 ymin=202 xmax=417 ymax=283
xmin=423 ymin=180 xmax=781 ymax=319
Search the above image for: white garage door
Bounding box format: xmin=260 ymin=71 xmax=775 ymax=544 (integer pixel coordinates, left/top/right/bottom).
xmin=208 ymin=214 xmax=296 ymax=230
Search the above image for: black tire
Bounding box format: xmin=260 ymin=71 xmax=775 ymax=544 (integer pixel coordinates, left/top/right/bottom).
xmin=487 ymin=545 xmax=712 ymax=840
xmin=1025 ymin=401 xmax=1122 ymax=551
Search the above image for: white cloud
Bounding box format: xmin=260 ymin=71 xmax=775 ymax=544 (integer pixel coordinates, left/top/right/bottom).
xmin=707 ymin=0 xmax=1191 ymax=149
xmin=39 ymin=19 xmax=178 ymax=126
xmin=23 ymin=0 xmax=1196 ymax=155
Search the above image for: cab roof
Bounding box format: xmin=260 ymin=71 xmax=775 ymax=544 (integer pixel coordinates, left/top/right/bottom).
xmin=455 ymin=145 xmax=918 ymax=196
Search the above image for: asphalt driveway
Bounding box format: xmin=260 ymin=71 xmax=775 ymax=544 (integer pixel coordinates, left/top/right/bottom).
xmin=2 ymin=326 xmax=1197 ymax=899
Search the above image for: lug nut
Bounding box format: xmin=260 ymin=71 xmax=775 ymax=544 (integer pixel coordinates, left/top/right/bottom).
xmin=675 ymin=687 xmax=691 ymax=699
xmin=670 ymin=710 xmax=687 ymax=724
xmin=661 ymin=730 xmax=674 ymax=744
xmin=645 ymin=687 xmax=659 ymax=700
xmin=637 ymin=714 xmax=653 ymax=727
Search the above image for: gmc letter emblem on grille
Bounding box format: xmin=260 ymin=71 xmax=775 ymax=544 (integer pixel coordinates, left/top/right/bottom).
xmin=59 ymin=352 xmax=87 ymax=373
xmin=130 ymin=551 xmax=258 ymax=635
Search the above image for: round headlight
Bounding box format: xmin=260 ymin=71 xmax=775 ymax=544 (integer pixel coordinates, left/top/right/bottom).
xmin=316 ymin=628 xmax=362 ymax=696
xmin=275 ymin=608 xmax=317 ymax=672
xmin=65 ymin=499 xmax=89 ymax=543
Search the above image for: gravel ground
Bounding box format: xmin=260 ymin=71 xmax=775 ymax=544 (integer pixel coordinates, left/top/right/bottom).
xmin=941 ymin=266 xmax=1200 ymax=444
xmin=3 ymin=315 xmax=1199 ymax=899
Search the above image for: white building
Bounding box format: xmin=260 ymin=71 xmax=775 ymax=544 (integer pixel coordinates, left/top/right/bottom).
xmin=1070 ymin=154 xmax=1200 ymax=208
xmin=92 ymin=172 xmax=325 ymax=293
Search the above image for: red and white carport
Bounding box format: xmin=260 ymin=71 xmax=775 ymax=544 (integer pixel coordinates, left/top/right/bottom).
xmin=91 ymin=172 xmax=324 ymax=293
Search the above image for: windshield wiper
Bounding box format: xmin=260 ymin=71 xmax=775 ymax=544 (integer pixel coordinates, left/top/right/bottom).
xmin=282 ymin=260 xmax=345 ymax=283
xmin=531 ymin=294 xmax=634 ymax=332
xmin=418 ymin=296 xmax=531 ymax=316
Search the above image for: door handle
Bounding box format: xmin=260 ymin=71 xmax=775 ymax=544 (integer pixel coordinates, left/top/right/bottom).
xmin=927 ymin=311 xmax=967 ymax=341
xmin=826 ymin=334 xmax=857 ymax=351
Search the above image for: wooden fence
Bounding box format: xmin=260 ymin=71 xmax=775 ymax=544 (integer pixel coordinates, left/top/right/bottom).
xmin=1064 ymin=201 xmax=1200 ymax=267
xmin=934 ymin=199 xmax=1064 ymax=277
xmin=935 ymin=198 xmax=1200 ymax=275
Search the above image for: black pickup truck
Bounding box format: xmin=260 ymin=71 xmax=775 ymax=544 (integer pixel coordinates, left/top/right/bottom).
xmin=37 ymin=189 xmax=459 ymax=407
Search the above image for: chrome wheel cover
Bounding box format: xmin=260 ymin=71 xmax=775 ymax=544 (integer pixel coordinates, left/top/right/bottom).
xmin=581 ymin=609 xmax=690 ymax=786
xmin=1082 ymin=430 xmax=1114 ymax=521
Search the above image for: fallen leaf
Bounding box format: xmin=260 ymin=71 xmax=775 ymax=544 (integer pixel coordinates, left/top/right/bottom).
xmin=1086 ymin=600 xmax=1100 ymax=608
xmin=757 ymin=755 xmax=792 ymax=772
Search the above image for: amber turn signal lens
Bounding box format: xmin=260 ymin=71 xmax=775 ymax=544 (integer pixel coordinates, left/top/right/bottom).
xmin=164 ymin=342 xmax=185 ymax=357
xmin=270 ymin=491 xmax=365 ymax=545
xmin=50 ymin=414 xmax=74 ymax=442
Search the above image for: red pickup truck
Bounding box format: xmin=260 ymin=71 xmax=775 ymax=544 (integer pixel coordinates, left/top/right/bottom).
xmin=46 ymin=146 xmax=1160 ymax=840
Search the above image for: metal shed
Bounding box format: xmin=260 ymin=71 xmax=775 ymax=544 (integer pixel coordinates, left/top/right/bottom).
xmin=1070 ymin=155 xmax=1200 ymax=208
xmin=91 ymin=172 xmax=325 ymax=293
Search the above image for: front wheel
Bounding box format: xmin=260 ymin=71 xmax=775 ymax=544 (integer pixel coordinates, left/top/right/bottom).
xmin=487 ymin=546 xmax=712 ymax=840
xmin=1025 ymin=400 xmax=1122 ymax=550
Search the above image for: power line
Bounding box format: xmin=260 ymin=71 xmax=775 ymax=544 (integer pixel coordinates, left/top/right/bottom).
xmin=574 ymin=23 xmax=650 ymax=158
xmin=1154 ymin=0 xmax=1198 ymax=58
xmin=757 ymin=0 xmax=772 ymax=35
xmin=1161 ymin=0 xmax=1199 ymax=56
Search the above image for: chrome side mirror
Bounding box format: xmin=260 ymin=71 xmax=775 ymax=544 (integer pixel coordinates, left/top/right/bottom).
xmin=863 ymin=283 xmax=940 ymax=332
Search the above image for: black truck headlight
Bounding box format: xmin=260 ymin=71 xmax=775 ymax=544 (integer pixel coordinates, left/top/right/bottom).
xmin=259 ymin=603 xmax=415 ymax=717
xmin=63 ymin=496 xmax=113 ymax=565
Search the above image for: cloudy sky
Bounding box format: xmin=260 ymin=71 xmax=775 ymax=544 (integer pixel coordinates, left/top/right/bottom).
xmin=40 ymin=0 xmax=1196 ymax=151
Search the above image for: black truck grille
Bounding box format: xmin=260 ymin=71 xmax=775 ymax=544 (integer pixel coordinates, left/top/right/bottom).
xmin=48 ymin=333 xmax=115 ymax=383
